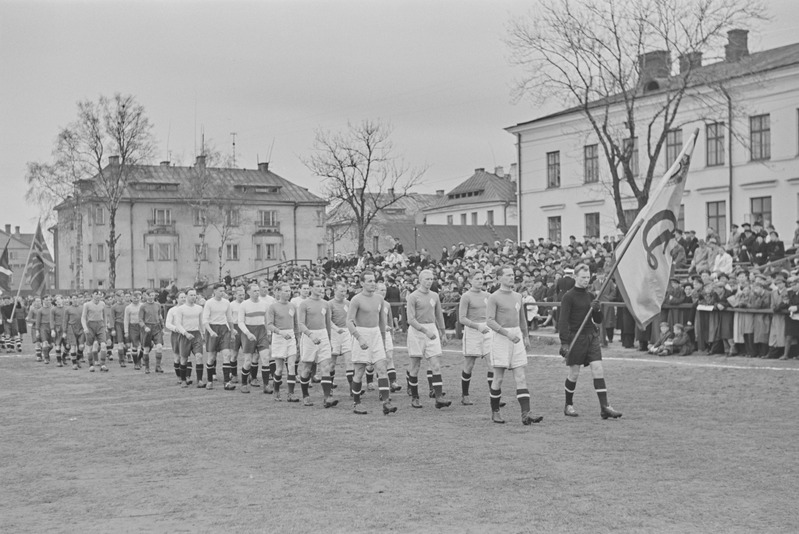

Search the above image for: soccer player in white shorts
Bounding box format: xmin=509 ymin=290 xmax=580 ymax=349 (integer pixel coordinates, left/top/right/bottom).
xmin=328 ymin=282 xmax=353 ymax=392
xmin=376 ymin=282 xmax=402 ymax=392
xmin=298 ymin=279 xmax=337 ymax=408
xmin=267 ymin=283 xmax=299 ymax=402
xmin=458 ymin=270 xmax=492 ymax=406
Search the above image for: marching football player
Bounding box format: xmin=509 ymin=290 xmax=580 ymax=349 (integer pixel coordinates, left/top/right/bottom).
xmin=173 ymin=288 xmax=204 ymax=388
xmin=203 ymin=283 xmax=233 ymax=391
xmin=298 ymin=278 xmax=336 ymax=407
xmin=238 ymin=283 xmax=269 ymax=394
xmin=81 ymin=289 xmax=110 ymax=372
xmin=139 ymin=290 xmax=165 ymax=374
xmin=458 ymin=270 xmax=492 ymax=406
xmin=266 ymin=283 xmax=298 ymax=402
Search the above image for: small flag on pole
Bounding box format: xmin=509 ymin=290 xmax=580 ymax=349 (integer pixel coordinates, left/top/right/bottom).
xmin=0 ymin=240 xmax=11 ymax=295
xmin=27 ymin=221 xmax=54 ymax=296
xmin=614 ymin=128 xmax=699 ymax=329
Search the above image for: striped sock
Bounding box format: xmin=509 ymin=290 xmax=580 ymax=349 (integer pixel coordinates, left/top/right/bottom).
xmin=565 ymin=379 xmax=577 ymax=406
xmin=321 ymin=375 xmax=332 ymax=397
xmin=273 ymin=375 xmax=282 ymax=393
xmin=516 ymin=388 xmax=531 ymax=413
xmin=593 ymin=378 xmax=608 ymax=407
xmin=222 ymin=363 xmax=231 ymax=383
xmin=352 ymin=381 xmax=362 ymax=403
xmin=249 ymin=366 xmax=257 ymax=381
xmin=174 ymin=362 xmax=181 ymax=378
xmin=387 ymin=367 xmax=397 ymax=383
xmin=206 ymin=363 xmax=215 ymax=382
xmin=490 ymin=388 xmax=502 ymax=411
xmin=432 ymin=374 xmax=443 ymax=398
xmin=345 ymin=370 xmax=354 ymax=388
xmin=409 ymin=375 xmax=419 ymax=399
xmin=195 ymin=364 xmax=204 ymax=383
xmin=461 ymin=371 xmax=471 ymax=396
xmin=261 ymin=364 xmax=270 ymax=384
xmin=287 ymin=374 xmax=296 ymax=394
xmin=378 ymin=377 xmax=390 ymax=402
xmin=365 ymin=367 xmax=374 ymax=385
xmin=231 ymin=360 xmax=238 ymax=380
xmin=300 ymin=375 xmax=310 ymax=397
xmin=241 ymin=368 xmax=249 ymax=385
xmin=427 ymin=369 xmax=434 ymax=392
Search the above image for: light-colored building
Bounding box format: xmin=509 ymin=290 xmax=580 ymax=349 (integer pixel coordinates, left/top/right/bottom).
xmin=423 ymin=166 xmax=517 ymax=228
xmin=506 ymin=32 xmax=799 ymax=245
xmin=325 ymin=191 xmax=439 ymax=256
xmin=0 ymin=224 xmax=54 ymax=294
xmin=53 ymin=156 xmax=327 ymax=290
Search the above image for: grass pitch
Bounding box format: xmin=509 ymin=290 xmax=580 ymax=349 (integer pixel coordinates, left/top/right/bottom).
xmin=1 ymin=337 xmax=798 ymax=533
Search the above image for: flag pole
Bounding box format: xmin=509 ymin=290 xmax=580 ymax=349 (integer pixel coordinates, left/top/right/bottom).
xmin=8 ymin=221 xmax=40 ymax=322
xmin=563 ymin=216 xmax=645 ymax=358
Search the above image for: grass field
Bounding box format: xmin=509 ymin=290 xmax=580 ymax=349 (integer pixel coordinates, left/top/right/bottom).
xmin=2 ymin=334 xmax=798 ymax=534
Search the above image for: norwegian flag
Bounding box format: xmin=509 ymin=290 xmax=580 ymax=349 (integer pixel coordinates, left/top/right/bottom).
xmin=26 ymin=221 xmax=54 ymax=296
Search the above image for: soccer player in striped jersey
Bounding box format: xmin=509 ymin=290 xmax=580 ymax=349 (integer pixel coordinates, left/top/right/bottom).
xmin=376 ymin=282 xmax=402 ymax=393
xmin=298 ymin=278 xmax=336 ymax=407
xmin=328 ymin=282 xmax=353 ymax=392
xmin=124 ymin=292 xmax=143 ymax=369
xmin=227 ymin=287 xmax=246 ymax=387
xmin=35 ymin=297 xmax=54 ymax=364
xmin=238 ymin=283 xmax=270 ymax=394
xmin=173 ymin=289 xmax=205 ymax=388
xmin=139 ymin=290 xmax=165 ymax=374
xmin=164 ymin=292 xmax=186 ymax=384
xmin=109 ymin=291 xmax=128 ymax=367
xmin=458 ymin=270 xmax=492 ymax=406
xmin=486 ymin=265 xmax=542 ymax=425
xmin=406 ymin=270 xmax=451 ymax=409
xmin=258 ymin=279 xmax=276 ymax=393
xmin=202 ymin=283 xmax=233 ymax=391
xmin=267 ymin=283 xmax=299 ymax=402
xmin=347 ymin=270 xmax=397 ymax=416
xmin=81 ymin=290 xmax=110 ymax=372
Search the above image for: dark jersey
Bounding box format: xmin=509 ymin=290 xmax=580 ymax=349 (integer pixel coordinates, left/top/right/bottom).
xmin=558 ymin=286 xmax=603 ymax=344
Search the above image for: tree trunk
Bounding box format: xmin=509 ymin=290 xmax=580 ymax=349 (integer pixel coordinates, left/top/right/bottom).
xmin=75 ymin=210 xmax=84 ymax=290
xmin=108 ymin=207 xmax=117 ymax=289
xmin=356 ymin=223 xmax=366 ymax=256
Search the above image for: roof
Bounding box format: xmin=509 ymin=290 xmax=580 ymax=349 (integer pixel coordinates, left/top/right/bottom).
xmin=0 ymin=229 xmax=54 ymax=261
xmin=58 ymin=162 xmax=326 ymax=209
xmin=507 ymin=41 xmax=799 ymax=130
xmin=424 ymin=169 xmax=516 ymax=211
xmin=389 ymin=224 xmax=517 ymax=254
xmin=327 ymin=192 xmax=439 ymax=224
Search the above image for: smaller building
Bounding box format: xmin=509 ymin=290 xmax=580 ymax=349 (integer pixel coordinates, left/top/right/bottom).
xmin=0 ymin=224 xmax=54 ymax=294
xmin=423 ymin=166 xmax=518 ymax=228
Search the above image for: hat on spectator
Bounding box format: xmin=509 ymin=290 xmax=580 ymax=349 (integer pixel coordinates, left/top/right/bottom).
xmin=717 ymin=272 xmax=730 ymax=281
xmin=773 ymin=273 xmax=786 ymax=283
xmin=673 ymin=323 xmax=684 ymax=330
xmin=741 ymin=222 xmax=751 ymax=228
xmin=564 ymin=267 xmax=574 ymax=275
xmin=731 ymin=224 xmax=739 ymax=228
xmin=669 ymin=277 xmax=680 ymax=284
xmin=660 ymin=321 xmax=670 ymax=328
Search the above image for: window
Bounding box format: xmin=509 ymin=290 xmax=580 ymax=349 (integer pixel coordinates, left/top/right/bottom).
xmin=153 ymin=208 xmax=171 ymax=225
xmin=193 ymin=208 xmax=206 ymax=226
xmin=546 ymin=151 xmax=560 ymax=188
xmin=226 ymin=209 xmax=240 ymax=227
xmin=460 ymin=213 xmax=467 ymax=225
xmin=706 ymin=201 xmax=727 ymax=243
xmin=585 ymin=212 xmax=600 ymax=238
xmin=147 ymin=244 xmax=154 ymax=261
xmin=194 ymin=244 xmax=208 ymax=261
xmin=486 ymin=210 xmax=494 ymax=225
xmin=623 ymin=209 xmax=637 ymax=229
xmin=158 ymin=243 xmax=171 ymax=261
xmin=750 ymin=114 xmax=771 ymax=160
xmin=226 ymin=243 xmax=239 ymax=261
xmin=95 ymin=244 xmax=105 ymax=262
xmin=372 ymin=235 xmax=379 ymax=252
xmin=706 ymin=122 xmax=725 ymax=166
xmin=97 ymin=279 xmax=105 ymax=288
xmin=147 ymin=279 xmax=155 ymax=289
xmin=93 ymin=206 xmax=105 ymax=225
xmin=316 ymin=210 xmax=325 ymax=227
xmin=471 ymin=212 xmax=478 ymax=225
xmin=750 ymin=196 xmax=772 ymax=226
xmin=255 ymin=244 xmax=263 ymax=261
xmin=258 ymin=210 xmax=278 ymax=227
xmin=584 ymin=144 xmax=599 ymax=183
xmin=265 ymin=244 xmax=277 ymax=260
xmin=447 ymin=215 xmax=453 ymax=225
xmin=677 ymin=204 xmax=685 ymax=231
xmin=666 ymin=129 xmax=682 ymax=168
xmin=547 ymin=216 xmax=561 ymax=243
xmin=623 ymin=137 xmax=639 ymax=177
xmin=317 ymin=244 xmax=325 ymax=259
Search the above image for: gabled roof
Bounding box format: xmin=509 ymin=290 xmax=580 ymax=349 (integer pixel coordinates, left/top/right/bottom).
xmin=388 ymin=224 xmax=517 ymax=254
xmin=327 ymin=192 xmax=439 ymax=224
xmin=60 ymin=162 xmax=326 ymax=208
xmin=0 ymin=229 xmax=53 ymax=261
xmin=507 ymin=41 xmax=799 ymax=130
xmin=424 ymin=169 xmax=516 ymax=211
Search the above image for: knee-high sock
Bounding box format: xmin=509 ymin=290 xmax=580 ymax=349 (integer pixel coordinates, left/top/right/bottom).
xmin=461 ymin=371 xmax=471 ymax=396
xmin=300 ymin=375 xmax=310 ymax=397
xmin=321 ymin=375 xmax=332 ymax=398
xmin=409 ymin=375 xmax=419 ymax=399
xmin=195 ymin=362 xmax=204 ymax=383
xmin=352 ymin=381 xmax=362 ymax=403
xmin=593 ymin=378 xmax=608 ymax=407
xmin=378 ymin=377 xmax=390 ymax=402
xmin=565 ymin=379 xmax=576 ymax=406
xmin=261 ymin=363 xmax=270 ymax=384
xmin=426 ymin=369 xmax=434 ymax=392
xmin=490 ymin=388 xmax=502 ymax=411
xmin=287 ymin=374 xmax=296 ymax=394
xmin=432 ymin=374 xmax=443 ymax=399
xmin=516 ymin=388 xmax=531 ymax=414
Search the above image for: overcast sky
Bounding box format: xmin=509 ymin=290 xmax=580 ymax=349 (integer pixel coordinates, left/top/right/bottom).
xmin=1 ymin=0 xmax=797 ymax=235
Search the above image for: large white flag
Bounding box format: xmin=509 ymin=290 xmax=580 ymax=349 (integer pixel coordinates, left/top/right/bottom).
xmin=614 ymin=128 xmax=699 ymax=329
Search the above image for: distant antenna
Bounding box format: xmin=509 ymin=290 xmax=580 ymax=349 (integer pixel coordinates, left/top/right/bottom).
xmin=230 ymin=132 xmax=237 ymax=167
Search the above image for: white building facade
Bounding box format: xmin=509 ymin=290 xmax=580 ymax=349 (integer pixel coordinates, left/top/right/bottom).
xmin=424 ymin=166 xmax=518 ymax=228
xmin=507 ymin=37 xmax=799 ymax=246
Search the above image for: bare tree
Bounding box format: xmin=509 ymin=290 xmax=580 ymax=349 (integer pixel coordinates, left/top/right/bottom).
xmin=210 ymin=204 xmax=242 ymax=282
xmin=303 ymin=120 xmax=426 ymax=255
xmin=46 ymin=94 xmax=156 ymax=288
xmin=506 ymin=0 xmax=766 ymax=231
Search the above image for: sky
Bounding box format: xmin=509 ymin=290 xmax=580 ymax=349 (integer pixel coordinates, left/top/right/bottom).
xmin=1 ymin=0 xmax=798 ymax=236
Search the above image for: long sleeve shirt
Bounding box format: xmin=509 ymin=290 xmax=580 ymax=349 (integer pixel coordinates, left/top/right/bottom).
xmin=558 ymin=286 xmax=602 ymax=344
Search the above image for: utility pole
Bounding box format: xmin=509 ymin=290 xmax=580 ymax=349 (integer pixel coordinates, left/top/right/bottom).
xmin=230 ymin=132 xmax=237 ymax=167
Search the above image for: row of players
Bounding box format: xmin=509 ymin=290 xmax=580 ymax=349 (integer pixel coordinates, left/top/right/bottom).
xmin=33 ymin=265 xmax=622 ymax=424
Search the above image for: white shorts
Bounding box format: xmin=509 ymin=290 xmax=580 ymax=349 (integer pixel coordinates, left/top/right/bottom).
xmin=463 ymin=323 xmax=491 ymax=356
xmin=385 ymin=331 xmax=394 ymax=352
xmin=271 ymin=329 xmax=297 ymax=360
xmin=351 ymin=327 xmax=386 ymax=365
xmin=331 ymin=328 xmax=352 ymax=355
xmin=408 ymin=323 xmax=442 ymax=358
xmin=490 ymin=327 xmax=527 ymax=369
xmin=300 ymin=329 xmax=332 ymax=364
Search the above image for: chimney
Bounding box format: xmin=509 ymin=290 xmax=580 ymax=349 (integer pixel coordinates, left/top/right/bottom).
xmin=14 ymin=226 xmax=20 ymax=236
xmin=159 ymin=160 xmax=170 ymax=167
xmin=4 ymin=224 xmax=10 ymax=234
xmin=436 ymin=189 xmax=445 ymax=196
xmin=725 ymin=29 xmax=749 ymax=62
xmin=475 ymin=168 xmax=485 ymax=173
xmin=679 ymin=52 xmax=703 ymax=74
xmin=638 ymin=50 xmax=671 ymax=91
xmin=258 ymin=162 xmax=269 ymax=172
xmin=195 ymin=155 xmax=206 ymax=170
xmin=108 ymin=155 xmax=120 ymax=166
xmin=494 ymin=166 xmax=504 ymax=178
